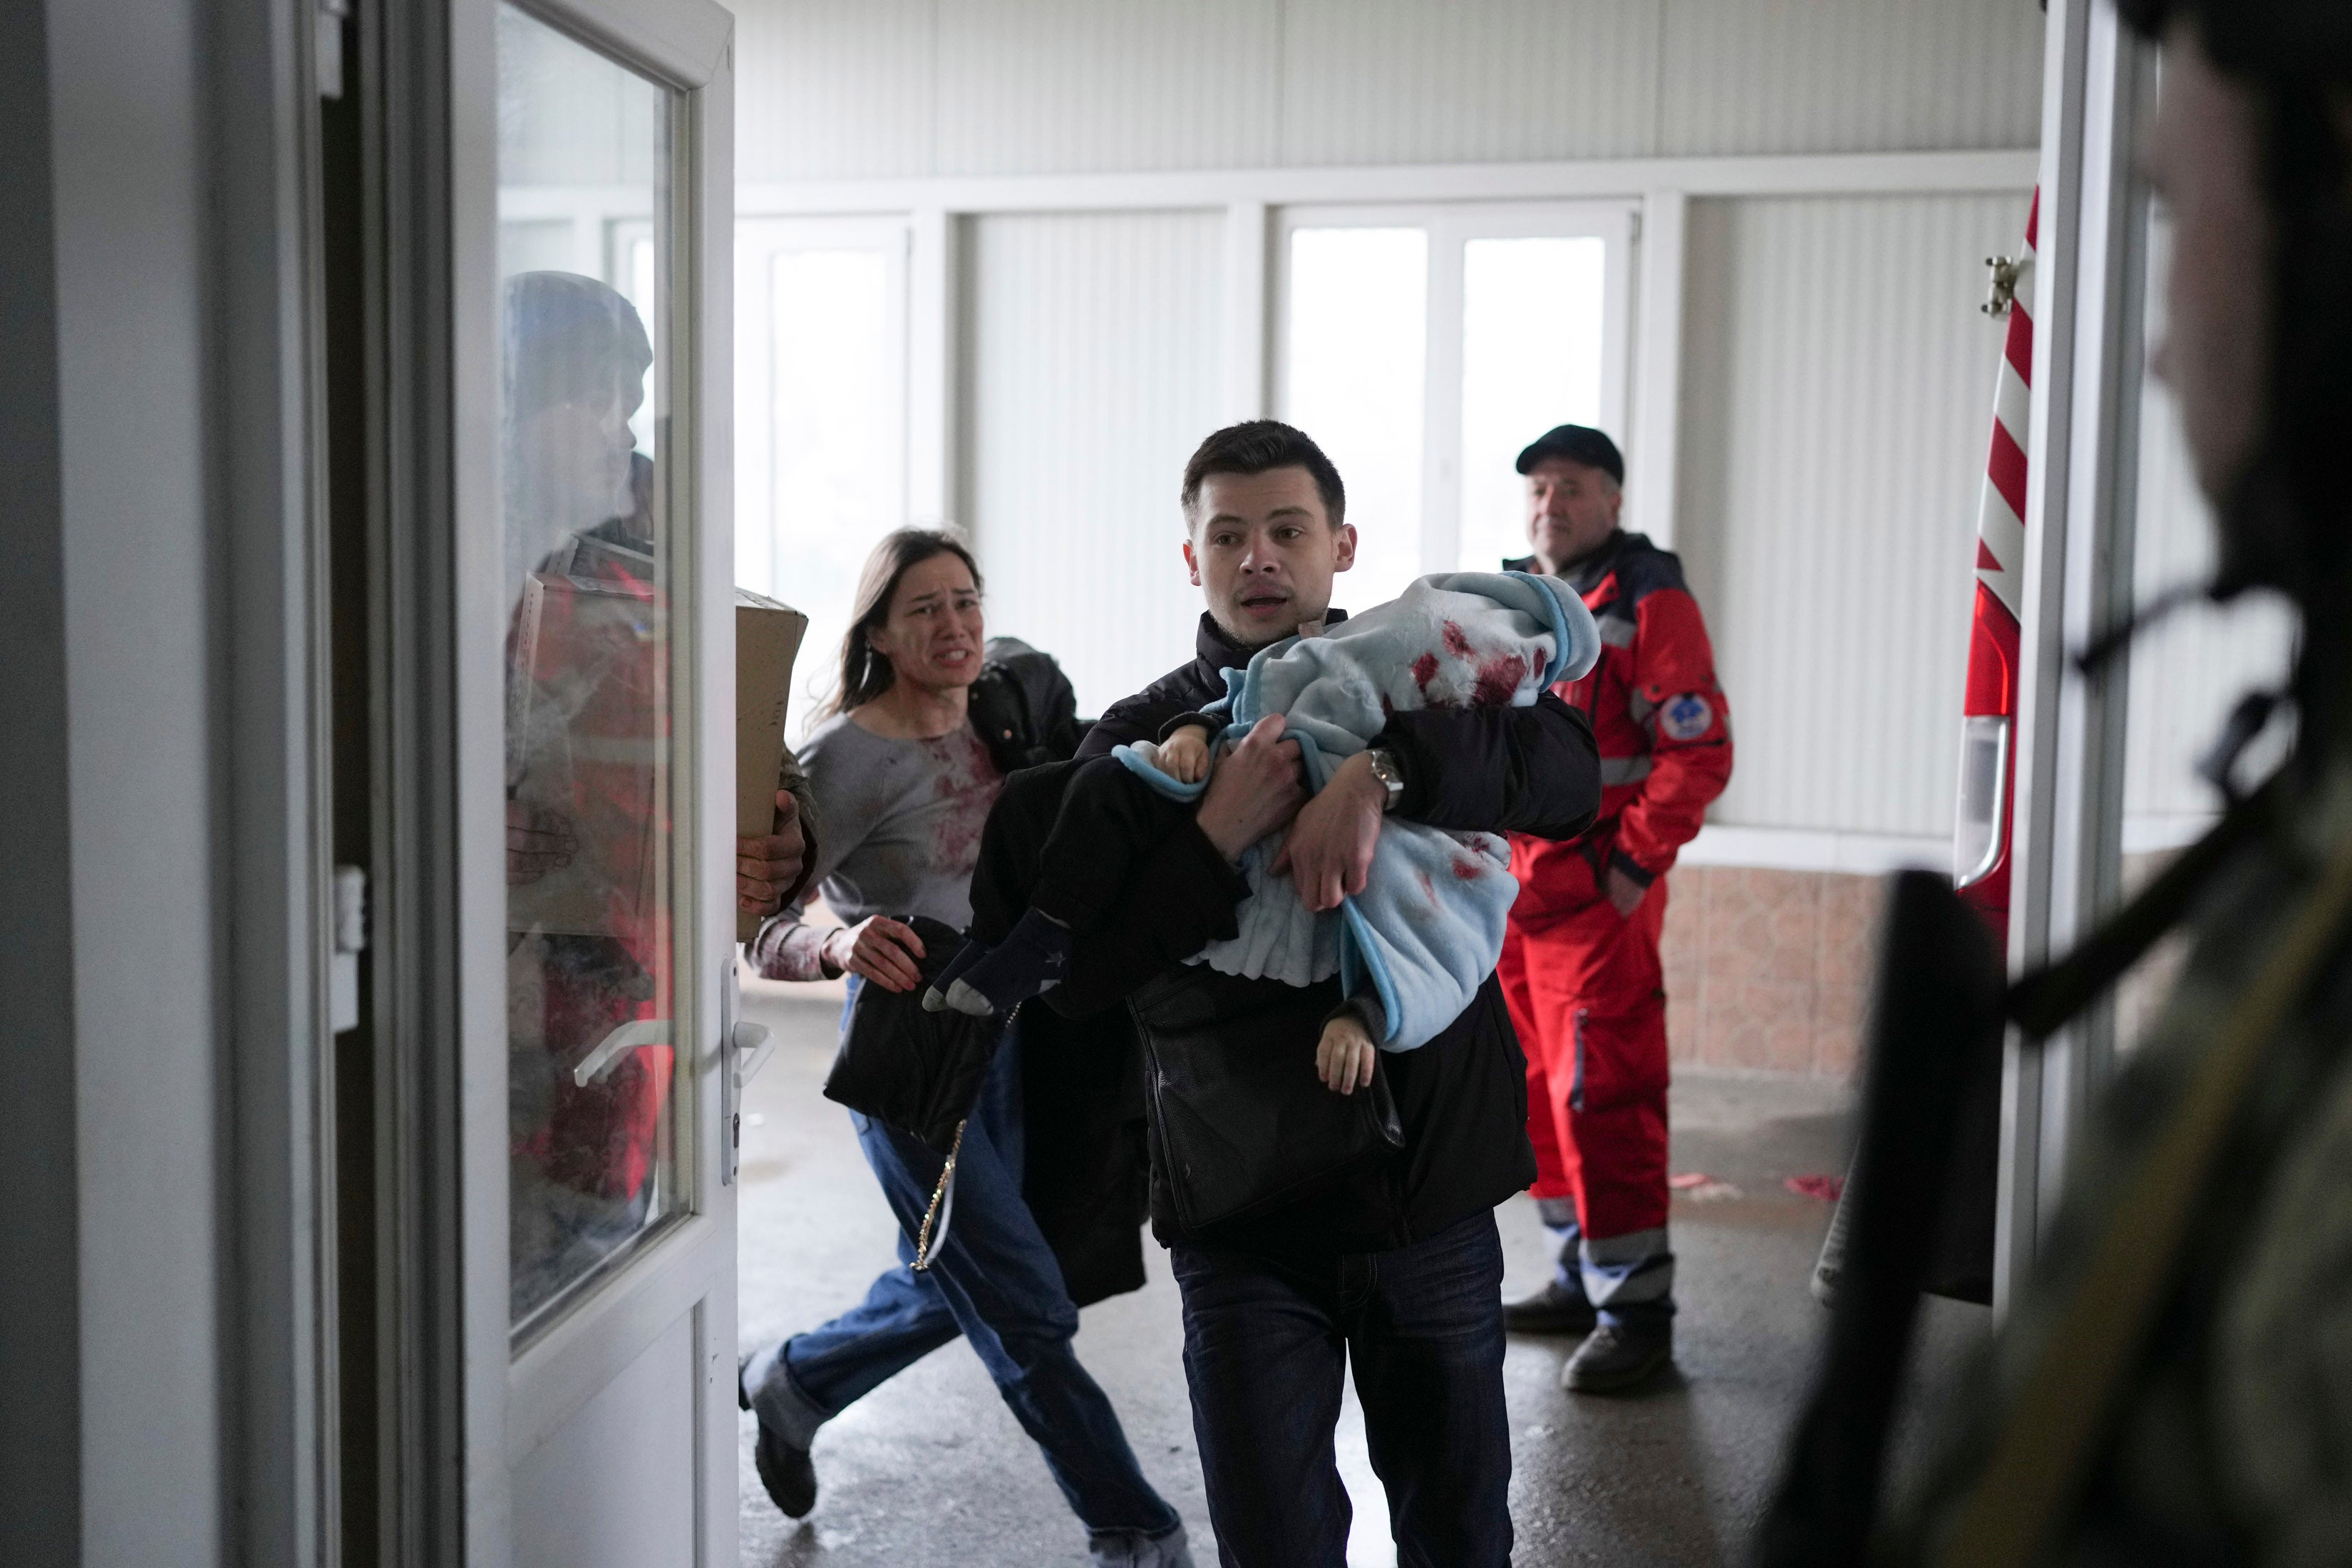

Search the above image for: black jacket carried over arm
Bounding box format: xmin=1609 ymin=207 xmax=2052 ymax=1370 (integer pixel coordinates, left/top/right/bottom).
xmin=1054 ymin=610 xmax=1601 ymax=1254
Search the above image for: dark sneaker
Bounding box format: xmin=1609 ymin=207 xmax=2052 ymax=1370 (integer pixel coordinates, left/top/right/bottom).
xmin=1562 ymin=1321 xmax=1673 ymax=1394
xmin=1502 ymin=1280 xmax=1598 ymax=1336
xmin=738 ymin=1358 xmax=817 ymax=1518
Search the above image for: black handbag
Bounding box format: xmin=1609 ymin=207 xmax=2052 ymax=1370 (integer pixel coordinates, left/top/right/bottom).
xmin=1127 ymin=966 xmax=1404 ymax=1234
xmin=822 ymin=914 xmax=1000 ymax=1155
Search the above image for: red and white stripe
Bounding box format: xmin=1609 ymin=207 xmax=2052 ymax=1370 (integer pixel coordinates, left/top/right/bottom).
xmin=1975 ymin=193 xmax=2038 ymax=624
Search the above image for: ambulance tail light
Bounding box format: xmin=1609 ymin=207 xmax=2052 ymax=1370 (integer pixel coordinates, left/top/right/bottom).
xmin=1953 ymin=715 xmax=2010 ymax=889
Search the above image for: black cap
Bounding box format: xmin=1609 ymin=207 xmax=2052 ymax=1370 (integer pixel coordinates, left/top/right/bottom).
xmin=1515 ymin=424 xmax=1624 ymax=484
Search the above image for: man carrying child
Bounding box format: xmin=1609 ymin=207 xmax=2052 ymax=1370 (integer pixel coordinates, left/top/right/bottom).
xmin=969 ymin=422 xmax=1601 ymax=1567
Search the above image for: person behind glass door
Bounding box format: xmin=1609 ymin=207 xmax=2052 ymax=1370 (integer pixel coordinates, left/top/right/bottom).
xmin=499 ymin=271 xmax=808 ymax=1316
xmin=738 ymin=528 xmax=1195 ymax=1568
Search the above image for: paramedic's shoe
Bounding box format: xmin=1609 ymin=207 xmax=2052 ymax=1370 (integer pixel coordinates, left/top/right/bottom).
xmin=1562 ymin=1320 xmax=1673 ymax=1394
xmin=1502 ymin=1280 xmax=1597 ymax=1336
xmin=1090 ymin=1523 xmax=1196 ymax=1567
xmin=738 ymin=1358 xmax=817 ymax=1517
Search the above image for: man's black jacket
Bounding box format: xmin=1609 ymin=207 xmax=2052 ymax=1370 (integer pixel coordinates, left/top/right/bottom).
xmin=1044 ymin=609 xmax=1601 ymax=1256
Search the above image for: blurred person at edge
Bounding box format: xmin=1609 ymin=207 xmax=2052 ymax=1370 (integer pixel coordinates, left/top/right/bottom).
xmin=735 ymin=530 xmax=1196 ymax=1568
xmin=1496 ymin=423 xmax=1732 ymax=1393
xmin=1886 ymin=5 xmax=2352 ymax=1563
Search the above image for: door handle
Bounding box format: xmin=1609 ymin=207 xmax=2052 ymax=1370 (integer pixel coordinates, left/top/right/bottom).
xmin=572 ymin=1018 xmax=670 ymax=1088
xmin=733 ymin=1020 xmax=774 ymax=1088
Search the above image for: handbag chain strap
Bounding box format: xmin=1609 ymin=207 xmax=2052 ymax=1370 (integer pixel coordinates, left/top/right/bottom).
xmin=911 ymin=1118 xmax=968 ymax=1272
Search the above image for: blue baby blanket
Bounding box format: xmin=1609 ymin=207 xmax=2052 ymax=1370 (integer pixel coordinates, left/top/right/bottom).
xmin=1115 ymin=571 xmax=1600 ymax=1051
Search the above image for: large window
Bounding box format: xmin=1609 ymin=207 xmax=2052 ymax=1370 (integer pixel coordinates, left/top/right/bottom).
xmin=1278 ymin=204 xmax=1633 ymax=608
xmin=735 ymin=217 xmax=912 ymax=724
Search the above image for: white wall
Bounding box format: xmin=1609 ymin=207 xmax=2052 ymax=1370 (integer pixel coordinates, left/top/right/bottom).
xmin=1676 ymin=190 xmax=2035 ymax=841
xmin=735 ymin=0 xmax=2046 ymax=178
xmin=962 ymin=210 xmax=1229 ymax=715
xmin=733 ymin=0 xmax=2049 ymax=867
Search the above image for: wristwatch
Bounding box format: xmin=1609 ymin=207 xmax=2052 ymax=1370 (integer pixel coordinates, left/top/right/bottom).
xmin=1363 ymin=748 xmax=1405 ymax=811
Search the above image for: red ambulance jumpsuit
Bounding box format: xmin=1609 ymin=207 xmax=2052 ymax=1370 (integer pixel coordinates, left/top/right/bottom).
xmin=1499 ymin=531 xmax=1731 ymax=1324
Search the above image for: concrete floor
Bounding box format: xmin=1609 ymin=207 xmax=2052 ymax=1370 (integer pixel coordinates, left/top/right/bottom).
xmin=735 ymin=984 xmax=1985 ymax=1567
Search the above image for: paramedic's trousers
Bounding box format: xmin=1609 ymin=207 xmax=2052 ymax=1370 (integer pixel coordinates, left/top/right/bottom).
xmin=739 ymin=1009 xmax=1182 ymax=1545
xmin=1497 ymin=887 xmax=1675 ymax=1328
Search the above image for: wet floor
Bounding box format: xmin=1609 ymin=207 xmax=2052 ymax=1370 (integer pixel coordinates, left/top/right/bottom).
xmin=735 ymin=984 xmax=1986 ymax=1567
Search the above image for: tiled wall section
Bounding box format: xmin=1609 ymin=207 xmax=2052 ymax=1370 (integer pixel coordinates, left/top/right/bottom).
xmin=1655 ymin=866 xmax=1883 ymax=1080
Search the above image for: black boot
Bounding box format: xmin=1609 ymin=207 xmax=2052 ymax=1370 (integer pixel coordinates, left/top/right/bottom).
xmin=1502 ymin=1279 xmax=1597 ymax=1335
xmin=738 ymin=1357 xmax=818 ymax=1517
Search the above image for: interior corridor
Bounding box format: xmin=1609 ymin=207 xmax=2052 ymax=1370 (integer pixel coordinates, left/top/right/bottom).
xmin=733 ymin=984 xmax=1975 ymax=1567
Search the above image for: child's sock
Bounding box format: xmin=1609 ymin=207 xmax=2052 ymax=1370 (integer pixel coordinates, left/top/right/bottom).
xmin=920 ymin=937 xmax=995 ymax=1013
xmin=929 ymin=908 xmax=1073 ymax=1017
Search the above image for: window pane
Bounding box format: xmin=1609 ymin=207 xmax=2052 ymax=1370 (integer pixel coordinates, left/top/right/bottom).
xmin=1284 ymin=227 xmax=1427 ymax=612
xmin=496 ymin=4 xmax=681 ymax=1334
xmin=1459 ymin=236 xmax=1607 ymax=572
xmin=770 ymin=248 xmax=904 ymax=723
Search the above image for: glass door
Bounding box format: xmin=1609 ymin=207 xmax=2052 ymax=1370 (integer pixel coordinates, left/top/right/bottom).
xmin=450 ymin=0 xmax=738 ymax=1560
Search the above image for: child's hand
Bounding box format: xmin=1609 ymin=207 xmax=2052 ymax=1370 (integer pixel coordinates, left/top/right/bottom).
xmin=1162 ymin=725 xmax=1212 ymax=784
xmin=1316 ymin=1013 xmax=1378 ymax=1095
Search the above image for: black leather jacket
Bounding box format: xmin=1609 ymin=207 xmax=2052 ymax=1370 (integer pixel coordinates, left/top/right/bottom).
xmin=1058 ymin=610 xmax=1602 ymax=1254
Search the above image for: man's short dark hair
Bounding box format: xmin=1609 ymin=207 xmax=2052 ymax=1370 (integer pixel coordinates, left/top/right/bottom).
xmin=1180 ymin=421 xmax=1346 ymax=530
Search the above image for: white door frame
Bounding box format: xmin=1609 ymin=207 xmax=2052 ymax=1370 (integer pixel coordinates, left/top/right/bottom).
xmin=1996 ymin=0 xmax=2158 ymax=1315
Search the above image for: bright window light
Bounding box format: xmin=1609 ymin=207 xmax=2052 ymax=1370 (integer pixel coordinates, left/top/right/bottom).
xmin=1284 ymin=227 xmax=1428 ymax=614
xmin=768 ymin=247 xmax=903 ymax=718
xmin=1458 ymin=236 xmax=1607 ymax=572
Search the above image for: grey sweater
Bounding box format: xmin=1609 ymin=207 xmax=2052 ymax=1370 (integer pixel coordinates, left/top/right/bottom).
xmin=747 ymin=712 xmax=1002 ymax=981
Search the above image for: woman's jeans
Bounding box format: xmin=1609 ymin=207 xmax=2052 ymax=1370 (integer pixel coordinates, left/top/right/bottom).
xmin=741 ymin=1003 xmax=1180 ymax=1541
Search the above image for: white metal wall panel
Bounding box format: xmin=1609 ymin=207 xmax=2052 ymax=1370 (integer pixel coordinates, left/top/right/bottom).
xmin=1676 ymin=191 xmax=2033 ymax=839
xmin=733 ymin=0 xmax=937 ymax=182
xmin=1659 ymin=0 xmax=2046 ymax=158
xmin=1276 ymin=0 xmax=1664 ymax=166
xmin=934 ymin=0 xmax=1279 ymax=175
xmin=963 ymin=211 xmax=1228 ymax=716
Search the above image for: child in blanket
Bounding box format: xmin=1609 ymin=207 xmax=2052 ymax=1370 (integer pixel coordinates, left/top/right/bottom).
xmin=924 ymin=569 xmax=1599 ymax=1098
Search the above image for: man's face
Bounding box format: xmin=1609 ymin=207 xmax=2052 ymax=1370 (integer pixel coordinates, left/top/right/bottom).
xmin=2146 ymin=22 xmax=2274 ymax=505
xmin=1182 ymin=467 xmax=1357 ymax=648
xmin=1525 ymin=457 xmax=1622 ymax=571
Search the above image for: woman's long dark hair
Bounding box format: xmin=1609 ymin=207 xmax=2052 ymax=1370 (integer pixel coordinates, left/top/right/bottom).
xmin=815 ymin=527 xmax=984 ymax=721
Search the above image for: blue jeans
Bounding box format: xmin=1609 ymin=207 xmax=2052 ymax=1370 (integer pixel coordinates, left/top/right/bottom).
xmin=1171 ymin=1211 xmax=1512 ymax=1568
xmin=742 ymin=1004 xmax=1180 ymax=1542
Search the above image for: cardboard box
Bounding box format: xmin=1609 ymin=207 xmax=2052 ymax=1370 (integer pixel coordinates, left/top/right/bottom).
xmin=736 ymin=588 xmax=810 ymax=942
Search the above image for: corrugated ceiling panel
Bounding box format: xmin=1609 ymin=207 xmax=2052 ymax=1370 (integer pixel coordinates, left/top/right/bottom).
xmin=962 ymin=211 xmax=1228 ymax=716
xmin=1279 ymin=0 xmax=1664 ymax=166
xmin=1659 ymin=0 xmax=2046 ymax=157
xmin=1676 ymin=191 xmax=2033 ymax=839
xmin=934 ymin=0 xmax=1280 ymax=175
xmin=733 ymin=0 xmax=937 ymax=181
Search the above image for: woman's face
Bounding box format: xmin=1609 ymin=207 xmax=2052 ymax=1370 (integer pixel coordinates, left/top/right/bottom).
xmin=866 ymin=552 xmax=985 ymax=694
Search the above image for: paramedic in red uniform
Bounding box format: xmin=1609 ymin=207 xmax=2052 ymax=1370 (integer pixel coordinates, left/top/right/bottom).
xmin=1497 ymin=424 xmax=1732 ymax=1393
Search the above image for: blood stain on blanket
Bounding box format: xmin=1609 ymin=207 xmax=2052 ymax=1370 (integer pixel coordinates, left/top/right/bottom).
xmin=1452 ymin=856 xmax=1487 ymax=882
xmin=1441 ymin=620 xmax=1473 ymax=659
xmin=1410 ymin=651 xmax=1439 ymax=693
xmin=1472 ymin=653 xmax=1527 ymax=708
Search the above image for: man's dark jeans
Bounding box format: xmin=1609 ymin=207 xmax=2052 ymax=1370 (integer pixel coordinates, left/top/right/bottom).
xmin=1172 ymin=1210 xmax=1512 ymax=1567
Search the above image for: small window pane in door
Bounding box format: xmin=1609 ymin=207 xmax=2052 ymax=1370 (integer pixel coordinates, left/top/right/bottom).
xmin=1458 ymin=237 xmax=1607 ymax=572
xmin=770 ymin=247 xmax=904 ymax=723
xmin=496 ymin=4 xmax=684 ymax=1332
xmin=1284 ymin=228 xmax=1428 ymax=612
